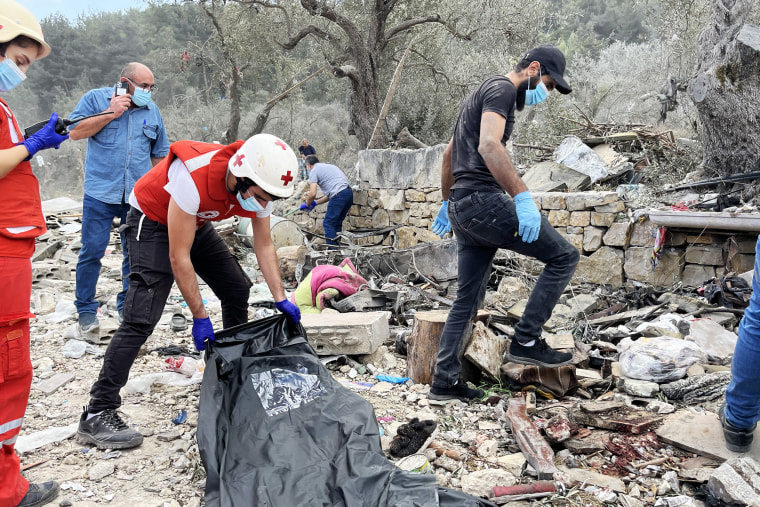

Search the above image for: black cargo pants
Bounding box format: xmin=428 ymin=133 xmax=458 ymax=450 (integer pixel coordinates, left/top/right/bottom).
xmin=88 ymin=207 xmax=252 ymax=411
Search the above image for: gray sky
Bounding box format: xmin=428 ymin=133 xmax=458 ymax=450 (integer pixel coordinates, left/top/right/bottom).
xmin=18 ymin=0 xmax=144 ymax=21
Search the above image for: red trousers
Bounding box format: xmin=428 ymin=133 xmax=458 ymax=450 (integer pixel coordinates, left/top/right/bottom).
xmin=0 ymin=257 xmax=34 ymax=507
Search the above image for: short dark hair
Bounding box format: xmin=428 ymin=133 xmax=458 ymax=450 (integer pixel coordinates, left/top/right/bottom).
xmin=305 ymin=155 xmax=319 ymax=166
xmin=0 ymin=35 xmax=41 ymax=58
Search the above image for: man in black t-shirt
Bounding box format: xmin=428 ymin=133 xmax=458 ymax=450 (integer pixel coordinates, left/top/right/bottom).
xmin=428 ymin=45 xmax=580 ymax=402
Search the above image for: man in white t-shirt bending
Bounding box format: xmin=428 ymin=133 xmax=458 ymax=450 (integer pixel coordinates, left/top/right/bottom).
xmin=75 ymin=134 xmax=302 ymax=450
xmin=301 ymin=155 xmax=353 ymax=249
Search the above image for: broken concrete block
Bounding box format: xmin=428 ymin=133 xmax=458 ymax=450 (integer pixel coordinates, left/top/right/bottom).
xmin=461 ymin=469 xmax=517 ymax=498
xmin=522 ymin=161 xmax=591 ymax=192
xmin=565 ymin=192 xmax=619 ymax=211
xmin=685 ymin=245 xmax=724 ymax=266
xmin=464 ymin=322 xmax=505 ymax=380
xmin=708 ymin=457 xmax=760 ymax=505
xmin=33 ymin=372 xmax=75 ymax=395
xmin=493 ymin=452 xmax=527 ymax=477
xmin=566 ymin=294 xmax=599 ymax=317
xmin=686 ymin=318 xmax=737 ymax=363
xmin=617 ymin=378 xmax=660 ymax=398
xmin=564 ymin=430 xmax=611 ymax=454
xmin=301 ymin=311 xmax=389 ymax=355
xmin=493 ymin=276 xmax=530 ymax=309
xmin=554 ymin=137 xmax=609 ymax=183
xmin=657 ymin=410 xmax=760 ymax=461
xmin=557 ymin=230 xmax=583 ymax=251
xmin=629 ymin=220 xmax=656 ymax=247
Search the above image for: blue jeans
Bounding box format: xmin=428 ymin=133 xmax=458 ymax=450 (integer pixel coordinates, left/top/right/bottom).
xmin=725 ymin=234 xmax=760 ymax=429
xmin=75 ymin=194 xmax=130 ymax=315
xmin=324 ymin=187 xmax=353 ymax=247
xmin=432 ymin=190 xmax=580 ymax=388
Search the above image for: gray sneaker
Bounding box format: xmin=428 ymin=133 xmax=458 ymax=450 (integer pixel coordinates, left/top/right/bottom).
xmin=76 ymin=407 xmax=143 ymax=449
xmin=78 ymin=313 xmax=100 ymax=334
xmin=16 ymin=481 xmax=59 ymax=507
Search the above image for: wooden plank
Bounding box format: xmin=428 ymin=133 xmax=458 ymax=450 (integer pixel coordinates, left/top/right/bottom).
xmin=505 ymin=397 xmax=558 ymax=480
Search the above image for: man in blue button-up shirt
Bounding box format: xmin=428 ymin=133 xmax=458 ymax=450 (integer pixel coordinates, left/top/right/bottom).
xmin=69 ymin=62 xmax=169 ymax=336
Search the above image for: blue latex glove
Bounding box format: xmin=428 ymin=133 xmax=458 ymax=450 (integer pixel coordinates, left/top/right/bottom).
xmin=431 ymin=201 xmax=451 ymax=237
xmin=299 ymin=201 xmax=317 ymax=211
xmin=513 ymin=191 xmax=541 ymax=243
xmin=192 ymin=317 xmax=215 ymax=351
xmin=20 ymin=113 xmax=69 ymax=159
xmin=275 ymin=299 xmax=301 ymax=324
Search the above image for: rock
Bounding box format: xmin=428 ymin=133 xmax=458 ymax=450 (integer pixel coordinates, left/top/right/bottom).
xmin=572 ymin=246 xmax=624 ymax=286
xmin=460 ymin=469 xmax=517 ymax=498
xmin=686 ymin=319 xmax=737 ymax=363
xmin=476 ymin=439 xmax=499 ymax=458
xmin=708 ymin=457 xmax=760 ymax=505
xmin=617 ymin=378 xmax=660 ymax=398
xmin=88 ymin=461 xmax=115 ymax=481
xmin=33 ymin=372 xmax=75 ymax=395
xmin=544 ymin=414 xmax=577 ymax=443
xmin=157 ymin=430 xmax=181 ymax=442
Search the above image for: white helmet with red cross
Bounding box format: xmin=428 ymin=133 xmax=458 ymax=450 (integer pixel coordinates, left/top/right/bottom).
xmin=228 ymin=134 xmax=298 ymax=198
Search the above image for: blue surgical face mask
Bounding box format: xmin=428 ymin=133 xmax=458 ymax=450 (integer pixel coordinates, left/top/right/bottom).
xmin=525 ymin=70 xmax=549 ymax=106
xmin=0 ymin=58 xmax=27 ymax=92
xmin=237 ymin=192 xmax=265 ymax=212
xmin=131 ymin=87 xmax=152 ymax=107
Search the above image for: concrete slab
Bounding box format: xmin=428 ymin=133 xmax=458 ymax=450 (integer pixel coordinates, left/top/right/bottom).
xmin=301 ymin=311 xmax=389 ymax=355
xmin=32 ymin=372 xmax=75 ymax=395
xmin=656 ymin=410 xmax=760 ymax=462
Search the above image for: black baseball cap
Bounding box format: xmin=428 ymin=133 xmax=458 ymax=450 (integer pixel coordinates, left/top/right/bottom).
xmin=523 ymin=45 xmax=572 ymax=94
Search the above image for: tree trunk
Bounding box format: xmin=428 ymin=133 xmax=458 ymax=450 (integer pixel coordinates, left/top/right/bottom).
xmin=688 ymin=0 xmax=760 ymax=191
xmin=406 ymin=310 xmax=448 ymax=385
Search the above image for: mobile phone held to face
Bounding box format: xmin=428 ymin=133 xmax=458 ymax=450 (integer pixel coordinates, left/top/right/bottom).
xmin=115 ymin=81 xmax=129 ymax=96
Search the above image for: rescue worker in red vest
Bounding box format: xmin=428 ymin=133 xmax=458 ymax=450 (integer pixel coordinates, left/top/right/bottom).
xmin=76 ymin=133 xmax=302 ymax=449
xmin=0 ymin=2 xmax=69 ymax=506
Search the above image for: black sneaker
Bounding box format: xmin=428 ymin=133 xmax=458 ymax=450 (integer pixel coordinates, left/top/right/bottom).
xmin=16 ymin=480 xmax=59 ymax=507
xmin=429 ymin=381 xmax=484 ymax=402
xmin=507 ymin=338 xmax=573 ymax=367
xmin=76 ymin=407 xmax=144 ymax=449
xmin=720 ymin=403 xmax=755 ymax=453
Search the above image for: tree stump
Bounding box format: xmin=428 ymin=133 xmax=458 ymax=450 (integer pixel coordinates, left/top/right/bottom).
xmin=406 ymin=310 xmax=489 ymax=385
xmin=407 ymin=310 xmax=448 ymax=385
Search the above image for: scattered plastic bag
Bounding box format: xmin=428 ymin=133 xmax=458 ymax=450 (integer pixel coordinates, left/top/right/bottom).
xmin=62 ymin=339 xmax=87 ymax=359
xmin=618 ymin=337 xmax=707 ymax=382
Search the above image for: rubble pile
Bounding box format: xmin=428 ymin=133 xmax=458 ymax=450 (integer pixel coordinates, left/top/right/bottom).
xmin=17 ymin=194 xmax=760 ymax=507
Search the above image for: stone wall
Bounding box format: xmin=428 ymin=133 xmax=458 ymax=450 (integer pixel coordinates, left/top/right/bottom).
xmin=292 ymin=145 xmax=756 ymax=288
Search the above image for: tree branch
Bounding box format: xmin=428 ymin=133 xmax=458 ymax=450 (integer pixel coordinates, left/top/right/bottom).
xmin=383 ymin=15 xmax=473 ymax=49
xmin=279 ymin=25 xmax=343 ymax=54
xmin=231 ymin=0 xmax=292 ymax=35
xmin=300 ymin=0 xmax=365 ymax=55
xmin=333 ymin=65 xmax=359 ymax=84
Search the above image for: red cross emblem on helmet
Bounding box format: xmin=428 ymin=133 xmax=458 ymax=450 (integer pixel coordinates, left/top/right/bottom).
xmin=227 ymin=134 xmax=298 ymax=199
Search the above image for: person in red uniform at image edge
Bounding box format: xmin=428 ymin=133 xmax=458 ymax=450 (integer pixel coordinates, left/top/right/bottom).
xmin=0 ymin=1 xmax=70 ymax=506
xmin=75 ymin=133 xmax=302 ymax=449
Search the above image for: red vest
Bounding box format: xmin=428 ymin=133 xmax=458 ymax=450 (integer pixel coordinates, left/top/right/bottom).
xmin=134 ymin=140 xmax=262 ymax=227
xmin=0 ymin=98 xmax=46 ymax=258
